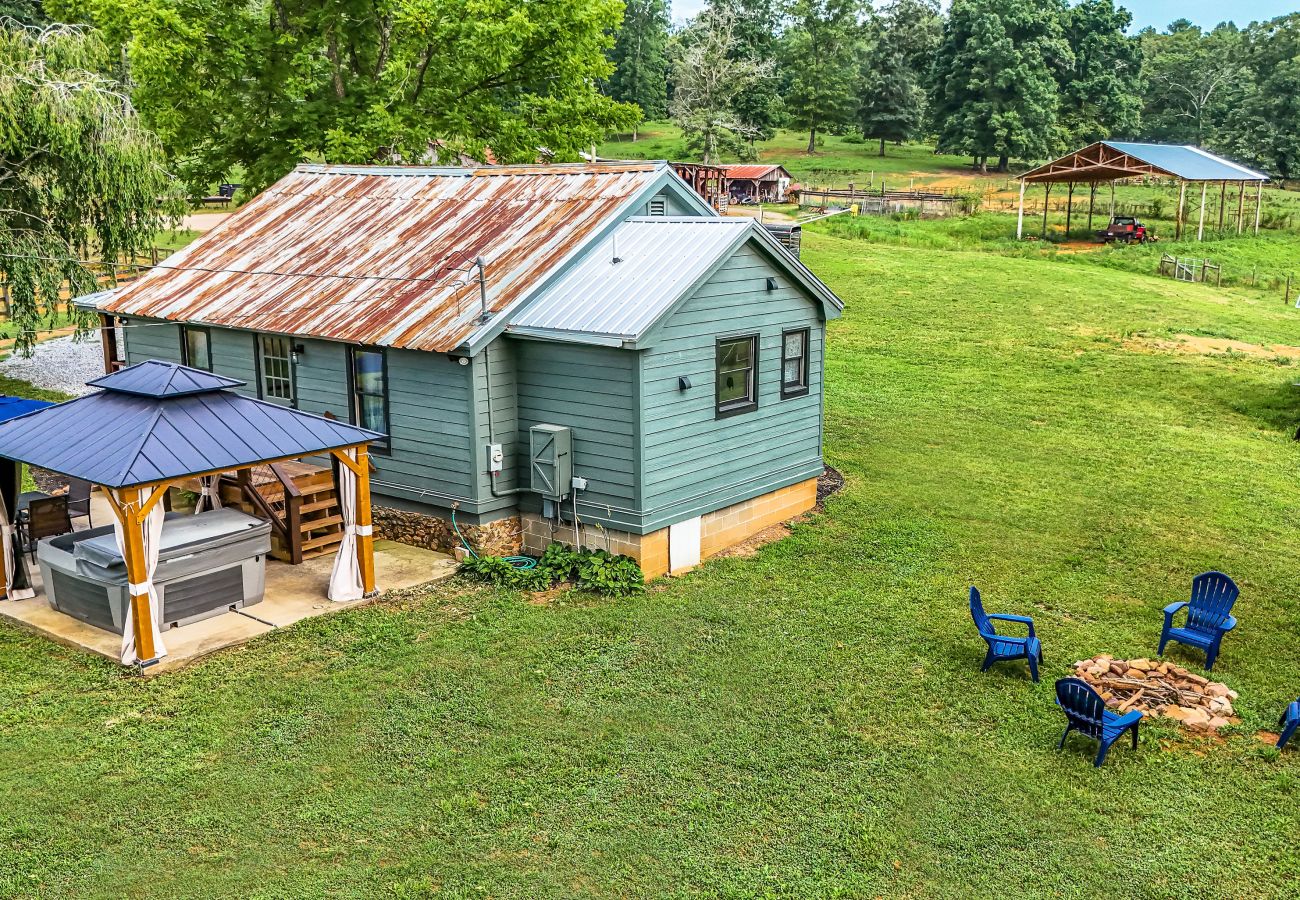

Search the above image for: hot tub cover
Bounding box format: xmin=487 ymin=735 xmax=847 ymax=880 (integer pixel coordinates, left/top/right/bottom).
xmin=73 ymin=508 xmax=270 ymax=572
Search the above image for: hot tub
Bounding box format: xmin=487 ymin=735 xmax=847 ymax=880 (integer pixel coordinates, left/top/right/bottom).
xmin=38 ymin=508 xmax=272 ymax=633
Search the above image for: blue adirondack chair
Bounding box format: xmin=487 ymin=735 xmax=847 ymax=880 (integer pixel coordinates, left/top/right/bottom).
xmin=1055 ymin=677 xmax=1142 ymax=767
xmin=970 ymin=586 xmax=1043 ymax=682
xmin=1278 ymin=698 xmax=1300 ymax=750
xmin=1157 ymin=571 xmax=1239 ymax=671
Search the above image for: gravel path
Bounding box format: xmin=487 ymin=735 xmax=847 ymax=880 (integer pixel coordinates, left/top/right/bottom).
xmin=0 ymin=335 xmax=104 ymax=396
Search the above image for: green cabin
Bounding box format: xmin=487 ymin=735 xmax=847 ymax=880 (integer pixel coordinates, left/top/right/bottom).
xmin=86 ymin=163 xmax=842 ymax=576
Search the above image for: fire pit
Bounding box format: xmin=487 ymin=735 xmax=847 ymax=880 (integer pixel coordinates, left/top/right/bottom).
xmin=1073 ymin=655 xmax=1238 ymax=733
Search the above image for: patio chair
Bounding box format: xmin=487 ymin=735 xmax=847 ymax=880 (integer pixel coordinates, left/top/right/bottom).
xmin=65 ymin=477 xmax=92 ymax=528
xmin=1157 ymin=571 xmax=1239 ymax=671
xmin=970 ymin=585 xmax=1043 ymax=682
xmin=20 ymin=494 xmax=71 ymax=561
xmin=1279 ymin=698 xmax=1300 ymax=750
xmin=1055 ymin=677 xmax=1142 ymax=767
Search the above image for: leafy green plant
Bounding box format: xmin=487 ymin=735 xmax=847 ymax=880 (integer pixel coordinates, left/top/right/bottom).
xmin=460 ymin=542 xmax=644 ymax=596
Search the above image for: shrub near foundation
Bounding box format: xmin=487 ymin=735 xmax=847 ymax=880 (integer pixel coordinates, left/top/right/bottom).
xmin=460 ymin=542 xmax=644 ymax=596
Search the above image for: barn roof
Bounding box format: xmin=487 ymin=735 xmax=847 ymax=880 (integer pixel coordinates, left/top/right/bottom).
xmin=507 ymin=217 xmax=841 ymax=347
xmin=95 ymin=163 xmax=691 ymax=353
xmin=1022 ymin=141 xmax=1268 ymax=184
xmin=0 ymin=362 xmax=382 ymax=488
xmin=721 ymin=164 xmax=793 ymax=181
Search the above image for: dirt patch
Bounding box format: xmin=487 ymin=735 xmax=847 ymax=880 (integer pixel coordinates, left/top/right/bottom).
xmin=1126 ymin=333 xmax=1300 ymax=361
xmin=1053 ymin=241 xmax=1106 ymax=255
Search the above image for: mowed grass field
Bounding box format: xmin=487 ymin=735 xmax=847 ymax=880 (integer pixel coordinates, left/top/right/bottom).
xmin=4 ymin=227 xmax=1300 ymax=897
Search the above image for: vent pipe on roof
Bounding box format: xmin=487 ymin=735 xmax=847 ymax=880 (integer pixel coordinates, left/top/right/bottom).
xmin=611 ymin=233 xmax=622 ymax=264
xmin=475 ymin=257 xmax=490 ymax=323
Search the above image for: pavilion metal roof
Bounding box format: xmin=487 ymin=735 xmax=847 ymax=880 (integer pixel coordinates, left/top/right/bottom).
xmin=1022 ymin=142 xmax=1269 ymax=184
xmin=0 ymin=362 xmax=383 ymax=488
xmin=95 ymin=163 xmax=678 ymax=353
xmin=721 ymin=164 xmax=793 ymax=181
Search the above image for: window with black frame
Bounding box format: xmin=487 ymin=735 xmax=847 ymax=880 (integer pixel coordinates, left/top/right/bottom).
xmin=258 ymin=334 xmax=294 ymax=405
xmin=715 ymin=334 xmax=758 ymax=417
xmin=181 ymin=326 xmax=212 ymax=371
xmin=350 ymin=347 xmax=389 ymax=448
xmin=781 ymin=328 xmax=809 ymax=398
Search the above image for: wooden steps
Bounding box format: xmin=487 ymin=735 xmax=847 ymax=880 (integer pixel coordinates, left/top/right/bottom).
xmin=220 ymin=461 xmax=344 ymax=563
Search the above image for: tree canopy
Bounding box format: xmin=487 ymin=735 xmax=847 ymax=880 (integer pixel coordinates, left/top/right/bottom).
xmin=0 ymin=21 xmax=178 ymax=355
xmin=52 ymin=0 xmax=639 ymax=193
xmin=607 ymin=0 xmax=671 ymax=131
xmin=780 ymin=0 xmax=862 ymax=154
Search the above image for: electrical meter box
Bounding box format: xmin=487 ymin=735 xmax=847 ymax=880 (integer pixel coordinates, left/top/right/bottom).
xmin=529 ymin=424 xmax=572 ymax=500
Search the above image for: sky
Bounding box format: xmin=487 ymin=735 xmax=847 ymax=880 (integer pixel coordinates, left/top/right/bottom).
xmin=670 ymin=0 xmax=1300 ymax=31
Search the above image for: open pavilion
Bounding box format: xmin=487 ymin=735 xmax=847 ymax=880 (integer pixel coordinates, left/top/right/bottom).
xmin=1016 ymin=141 xmax=1269 ymax=242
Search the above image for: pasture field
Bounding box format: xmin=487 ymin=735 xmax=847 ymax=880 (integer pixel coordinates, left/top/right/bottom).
xmin=3 ymin=204 xmax=1300 ymax=897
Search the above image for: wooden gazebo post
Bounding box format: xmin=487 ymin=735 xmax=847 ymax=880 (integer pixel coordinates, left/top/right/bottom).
xmin=103 ymin=481 xmax=172 ymax=664
xmin=330 ymin=443 xmax=376 ymax=596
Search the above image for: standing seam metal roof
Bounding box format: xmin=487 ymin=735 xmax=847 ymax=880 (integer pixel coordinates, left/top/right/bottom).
xmin=0 ymin=362 xmax=383 ymax=487
xmin=1102 ymin=143 xmax=1268 ymax=181
xmin=509 ymin=218 xmax=754 ymax=341
xmin=98 ymin=163 xmax=668 ymax=353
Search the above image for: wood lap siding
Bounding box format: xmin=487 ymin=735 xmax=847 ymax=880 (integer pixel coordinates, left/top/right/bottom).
xmin=512 ymin=340 xmax=640 ymax=526
xmin=638 ymin=243 xmax=825 ymax=531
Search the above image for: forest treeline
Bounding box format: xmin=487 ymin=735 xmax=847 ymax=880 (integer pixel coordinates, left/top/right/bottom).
xmin=608 ymin=0 xmax=1300 ymax=178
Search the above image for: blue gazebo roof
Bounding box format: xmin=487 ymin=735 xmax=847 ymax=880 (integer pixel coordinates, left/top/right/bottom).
xmin=0 ymin=361 xmax=384 ymax=488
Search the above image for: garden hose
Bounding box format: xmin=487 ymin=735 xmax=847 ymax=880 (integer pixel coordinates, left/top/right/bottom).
xmin=451 ymin=506 xmax=536 ymax=569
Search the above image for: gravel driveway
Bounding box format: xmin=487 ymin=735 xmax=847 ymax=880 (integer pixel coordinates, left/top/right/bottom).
xmin=0 ymin=335 xmax=104 ymax=396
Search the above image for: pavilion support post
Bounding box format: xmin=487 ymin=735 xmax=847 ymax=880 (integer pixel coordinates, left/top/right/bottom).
xmin=1237 ymin=185 xmax=1246 ymax=234
xmin=1218 ymin=181 xmax=1227 ymax=232
xmin=1255 ymin=181 xmax=1263 ymax=235
xmin=1042 ymin=183 xmax=1051 ymax=237
xmin=1176 ymin=182 xmax=1187 ymax=240
xmin=1197 ymin=182 xmax=1208 ymax=241
xmin=1065 ymin=182 xmax=1075 ymax=237
xmin=1087 ymin=183 xmax=1097 ymax=233
xmin=1016 ymin=179 xmax=1026 ymax=239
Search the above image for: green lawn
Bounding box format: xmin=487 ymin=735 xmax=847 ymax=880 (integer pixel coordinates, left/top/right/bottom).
xmin=3 ymin=230 xmax=1300 ymax=897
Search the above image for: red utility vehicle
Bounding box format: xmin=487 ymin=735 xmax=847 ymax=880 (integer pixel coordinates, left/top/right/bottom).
xmin=1097 ymin=216 xmax=1153 ymax=244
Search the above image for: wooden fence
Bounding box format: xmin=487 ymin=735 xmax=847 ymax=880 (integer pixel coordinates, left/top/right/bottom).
xmin=0 ymin=248 xmax=162 ymax=319
xmin=794 ymin=185 xmax=966 ymax=217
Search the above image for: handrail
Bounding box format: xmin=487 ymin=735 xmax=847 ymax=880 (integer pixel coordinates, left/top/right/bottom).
xmin=234 ymin=468 xmax=291 ymax=547
xmin=270 ymin=462 xmax=304 ymax=564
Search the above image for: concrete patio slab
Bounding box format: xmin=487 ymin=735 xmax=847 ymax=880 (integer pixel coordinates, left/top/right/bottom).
xmin=0 ymin=536 xmax=457 ymax=673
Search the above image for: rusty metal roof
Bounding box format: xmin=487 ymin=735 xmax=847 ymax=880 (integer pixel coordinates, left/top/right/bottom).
xmin=100 ymin=163 xmax=669 ymax=352
xmin=722 ymin=164 xmax=792 ymax=181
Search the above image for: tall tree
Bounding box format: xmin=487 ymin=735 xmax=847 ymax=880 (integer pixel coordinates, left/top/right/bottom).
xmin=858 ymin=0 xmax=934 ymax=156
xmin=781 ymin=0 xmax=862 ymax=154
xmin=669 ymin=5 xmax=773 ymax=163
xmin=712 ymin=0 xmax=786 ymax=150
xmin=1058 ymin=0 xmax=1142 ymax=144
xmin=1223 ymin=15 xmax=1300 ymax=180
xmin=0 ymin=22 xmax=179 ymax=355
xmin=608 ymin=0 xmax=671 ymax=135
xmin=0 ymin=0 xmax=46 ymax=24
xmin=52 ymin=0 xmax=639 ymax=193
xmin=1139 ymin=22 xmax=1246 ymax=145
xmin=929 ymin=0 xmax=1072 ymax=172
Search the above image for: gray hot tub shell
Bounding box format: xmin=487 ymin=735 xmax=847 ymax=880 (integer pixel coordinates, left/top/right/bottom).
xmin=38 ymin=508 xmax=272 ymax=634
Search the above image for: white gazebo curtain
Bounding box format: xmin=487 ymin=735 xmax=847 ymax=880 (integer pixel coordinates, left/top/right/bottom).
xmin=194 ymin=474 xmax=223 ymax=514
xmin=328 ymin=449 xmax=364 ymax=602
xmin=113 ymin=490 xmax=167 ymax=665
xmin=0 ymin=487 xmax=33 ymax=601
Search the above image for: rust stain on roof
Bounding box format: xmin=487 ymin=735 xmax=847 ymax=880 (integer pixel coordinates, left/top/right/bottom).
xmin=721 ymin=164 xmax=791 ymax=180
xmin=103 ymin=163 xmax=666 ymax=352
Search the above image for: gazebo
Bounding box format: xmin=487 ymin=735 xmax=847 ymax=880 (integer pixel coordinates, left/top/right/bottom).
xmin=0 ymin=361 xmax=384 ymax=667
xmin=1017 ymin=141 xmax=1269 ymax=241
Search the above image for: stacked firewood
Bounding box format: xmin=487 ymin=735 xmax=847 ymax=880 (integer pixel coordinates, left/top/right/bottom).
xmin=1072 ymin=655 xmax=1239 ymax=732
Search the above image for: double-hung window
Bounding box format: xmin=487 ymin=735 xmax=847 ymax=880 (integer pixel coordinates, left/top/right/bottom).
xmin=716 ymin=334 xmax=758 ymax=418
xmin=258 ymin=335 xmax=295 ymax=406
xmin=350 ymin=346 xmax=390 ymax=449
xmin=781 ymin=328 xmax=810 ymax=398
xmin=180 ymin=326 xmax=211 ymax=371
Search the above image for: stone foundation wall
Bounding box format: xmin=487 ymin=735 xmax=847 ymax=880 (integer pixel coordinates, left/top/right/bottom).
xmin=521 ymin=476 xmax=819 ymax=580
xmin=374 ymin=505 xmax=522 ymax=558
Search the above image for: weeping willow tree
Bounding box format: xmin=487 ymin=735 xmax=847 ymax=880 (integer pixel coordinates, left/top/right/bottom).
xmin=0 ymin=20 xmax=177 ymax=355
